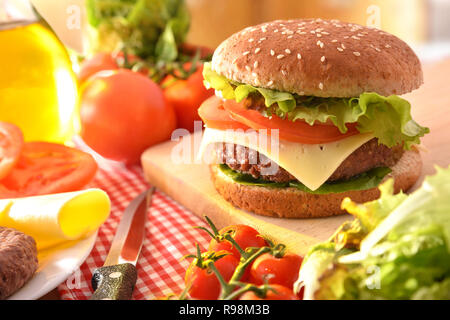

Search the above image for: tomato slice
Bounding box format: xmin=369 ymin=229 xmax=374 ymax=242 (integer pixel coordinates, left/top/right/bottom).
xmin=0 ymin=142 xmax=98 ymax=199
xmin=198 ymin=96 xmax=250 ymax=130
xmin=0 ymin=122 xmax=24 ymax=180
xmin=223 ymin=99 xmax=359 ymax=144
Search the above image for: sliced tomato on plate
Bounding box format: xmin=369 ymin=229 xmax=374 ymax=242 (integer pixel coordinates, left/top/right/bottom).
xmin=198 ymin=96 xmax=250 ymax=131
xmin=0 ymin=142 xmax=98 ymax=199
xmin=223 ymin=99 xmax=359 ymax=144
xmin=0 ymin=122 xmax=24 ymax=180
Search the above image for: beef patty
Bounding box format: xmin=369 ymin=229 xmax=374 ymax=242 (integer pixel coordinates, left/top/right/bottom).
xmin=216 ymin=138 xmax=404 ymax=183
xmin=0 ymin=227 xmax=38 ymax=299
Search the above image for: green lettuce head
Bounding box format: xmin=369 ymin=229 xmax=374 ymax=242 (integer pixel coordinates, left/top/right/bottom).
xmin=295 ymin=166 xmax=450 ymax=300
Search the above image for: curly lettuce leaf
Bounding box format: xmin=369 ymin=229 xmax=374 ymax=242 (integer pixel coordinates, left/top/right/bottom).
xmin=218 ymin=164 xmax=391 ymax=195
xmin=86 ymin=0 xmax=190 ymax=62
xmin=296 ymin=166 xmax=450 ymax=300
xmin=341 ymin=179 xmax=407 ymax=233
xmin=203 ymin=63 xmax=429 ymax=149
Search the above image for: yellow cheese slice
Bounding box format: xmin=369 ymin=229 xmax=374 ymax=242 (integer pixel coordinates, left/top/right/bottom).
xmin=198 ymin=128 xmax=374 ymax=191
xmin=0 ymin=189 xmax=110 ymax=250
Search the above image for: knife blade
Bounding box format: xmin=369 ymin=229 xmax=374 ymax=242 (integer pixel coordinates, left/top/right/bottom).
xmin=90 ymin=187 xmax=155 ymax=300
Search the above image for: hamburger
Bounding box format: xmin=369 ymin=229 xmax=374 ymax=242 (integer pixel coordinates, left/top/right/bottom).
xmin=197 ymin=18 xmax=429 ymax=218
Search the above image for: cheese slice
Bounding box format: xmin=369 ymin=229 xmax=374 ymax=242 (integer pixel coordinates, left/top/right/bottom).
xmin=0 ymin=189 xmax=110 ymax=250
xmin=198 ymin=128 xmax=374 ymax=191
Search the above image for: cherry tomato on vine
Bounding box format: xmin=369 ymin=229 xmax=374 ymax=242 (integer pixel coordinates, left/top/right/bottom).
xmin=249 ymin=252 xmax=303 ymax=289
xmin=239 ymin=284 xmax=299 ymax=300
xmin=208 ymin=224 xmax=267 ymax=260
xmin=185 ymin=252 xmax=239 ymax=300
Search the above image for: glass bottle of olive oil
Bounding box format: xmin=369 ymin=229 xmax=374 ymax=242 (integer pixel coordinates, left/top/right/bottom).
xmin=0 ymin=1 xmax=78 ymax=143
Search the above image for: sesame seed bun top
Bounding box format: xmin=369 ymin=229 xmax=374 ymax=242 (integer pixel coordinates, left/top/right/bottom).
xmin=211 ymin=18 xmax=423 ymax=98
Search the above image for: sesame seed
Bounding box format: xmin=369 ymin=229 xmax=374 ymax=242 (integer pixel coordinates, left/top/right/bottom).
xmin=297 ymin=53 xmax=302 ymax=59
xmin=245 ymin=65 xmax=251 ymax=71
xmin=310 ymin=30 xmax=316 ymax=34
xmin=248 ymin=38 xmax=254 ymax=42
xmin=277 ymin=54 xmax=285 ymax=59
xmin=319 ymin=82 xmax=324 ymax=90
xmin=321 ymin=56 xmax=326 ymax=62
xmin=316 ymin=33 xmax=322 ymax=37
xmin=316 ymin=40 xmax=324 ymax=48
xmin=270 ymin=50 xmax=275 ymax=56
xmin=259 ymin=37 xmax=266 ymax=41
xmin=331 ymin=39 xmax=338 ymax=43
xmin=287 ymin=35 xmax=293 ymax=39
xmin=341 ymin=43 xmax=346 ymax=49
xmin=267 ymin=80 xmax=274 ymax=86
xmin=285 ymin=49 xmax=291 ymax=54
xmin=274 ymin=29 xmax=279 ymax=33
xmin=254 ymin=48 xmax=261 ymax=54
xmin=353 ymin=51 xmax=361 ymax=56
xmin=232 ymin=58 xmax=238 ymax=64
xmin=321 ymin=31 xmax=330 ymax=35
xmin=351 ymin=36 xmax=360 ymax=40
xmin=375 ymin=47 xmax=381 ymax=52
xmin=254 ymin=61 xmax=259 ymax=68
xmin=252 ymin=72 xmax=257 ymax=77
xmin=243 ymin=51 xmax=250 ymax=56
xmin=385 ymin=44 xmax=391 ymax=48
xmin=281 ymin=70 xmax=287 ymax=76
xmin=337 ymin=47 xmax=344 ymax=52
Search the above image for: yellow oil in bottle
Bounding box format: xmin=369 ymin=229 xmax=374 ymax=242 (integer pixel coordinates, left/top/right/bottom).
xmin=0 ymin=21 xmax=78 ymax=143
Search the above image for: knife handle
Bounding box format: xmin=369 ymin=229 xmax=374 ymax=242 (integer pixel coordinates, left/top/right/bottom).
xmin=90 ymin=263 xmax=137 ymax=300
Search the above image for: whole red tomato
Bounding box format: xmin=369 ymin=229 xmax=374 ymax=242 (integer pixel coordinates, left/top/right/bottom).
xmin=249 ymin=252 xmax=303 ymax=289
xmin=185 ymin=253 xmax=239 ymax=300
xmin=78 ymin=52 xmax=118 ymax=83
xmin=79 ymin=69 xmax=176 ymax=164
xmin=239 ymin=284 xmax=299 ymax=300
xmin=163 ymin=63 xmax=214 ymax=132
xmin=208 ymin=225 xmax=267 ymax=260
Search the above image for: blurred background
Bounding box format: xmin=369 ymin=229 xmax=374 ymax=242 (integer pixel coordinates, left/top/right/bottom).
xmin=22 ymin=0 xmax=450 ymax=62
xmin=185 ymin=0 xmax=450 ymax=61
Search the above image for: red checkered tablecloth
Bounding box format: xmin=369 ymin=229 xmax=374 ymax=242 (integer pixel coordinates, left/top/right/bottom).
xmin=57 ymin=153 xmax=211 ymax=300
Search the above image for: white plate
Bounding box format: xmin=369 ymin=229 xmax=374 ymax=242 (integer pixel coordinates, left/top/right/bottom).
xmin=8 ymin=231 xmax=98 ymax=300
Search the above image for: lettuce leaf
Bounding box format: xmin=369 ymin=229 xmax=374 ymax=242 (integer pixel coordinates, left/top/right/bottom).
xmin=295 ymin=166 xmax=450 ymax=300
xmin=86 ymin=0 xmax=190 ymax=62
xmin=203 ymin=63 xmax=429 ymax=149
xmin=219 ymin=164 xmax=391 ymax=195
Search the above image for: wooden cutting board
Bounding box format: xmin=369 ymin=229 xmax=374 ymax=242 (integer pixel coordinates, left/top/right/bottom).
xmin=142 ymin=59 xmax=450 ymax=255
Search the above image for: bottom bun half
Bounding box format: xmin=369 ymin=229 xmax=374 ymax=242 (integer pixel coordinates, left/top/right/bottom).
xmin=210 ymin=149 xmax=422 ymax=219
